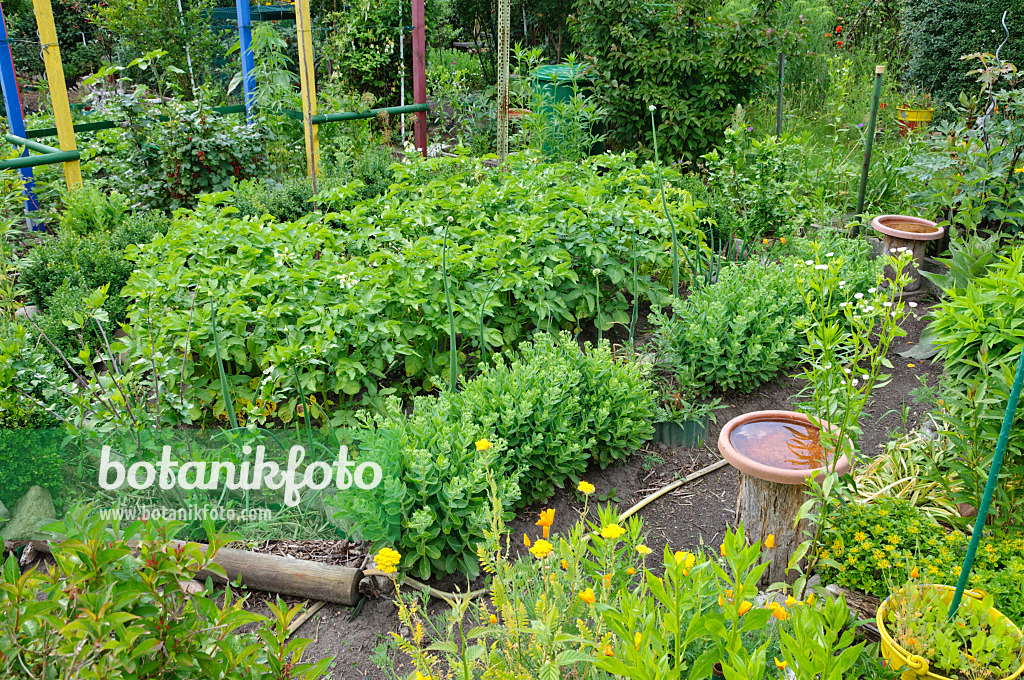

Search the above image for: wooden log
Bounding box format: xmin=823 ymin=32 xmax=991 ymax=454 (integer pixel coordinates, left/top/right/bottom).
xmin=736 ymin=472 xmax=811 ymax=587
xmin=881 ymin=233 xmax=928 ymax=292
xmin=36 ymin=539 xmax=364 ymax=606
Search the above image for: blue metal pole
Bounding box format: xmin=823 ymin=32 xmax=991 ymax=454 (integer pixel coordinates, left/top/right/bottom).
xmin=235 ymin=0 xmax=256 ymax=123
xmin=0 ymin=1 xmax=41 ymax=226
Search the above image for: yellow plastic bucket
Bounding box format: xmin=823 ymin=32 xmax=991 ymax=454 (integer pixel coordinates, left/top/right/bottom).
xmin=877 ymin=584 xmax=1024 ymax=680
xmin=897 ymin=107 xmax=934 ymax=122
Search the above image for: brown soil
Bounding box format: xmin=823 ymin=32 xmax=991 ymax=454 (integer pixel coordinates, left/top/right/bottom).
xmin=247 ymin=299 xmax=944 ymax=679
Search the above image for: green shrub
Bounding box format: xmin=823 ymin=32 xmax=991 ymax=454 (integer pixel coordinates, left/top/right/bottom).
xmin=652 ymin=260 xmax=805 ymax=395
xmin=334 ymin=334 xmax=654 ymax=578
xmin=234 ymin=176 xmax=316 ymax=222
xmin=902 ymin=0 xmax=1024 ymax=104
xmin=0 ymin=506 xmax=332 ymax=679
xmin=653 ymin=237 xmax=881 ymax=396
xmin=0 ymin=407 xmax=62 ymax=510
xmin=927 ymin=245 xmax=1024 ymax=528
xmin=331 ymin=398 xmax=520 ymax=580
xmin=572 ymin=0 xmax=780 ymax=159
xmin=457 ymin=334 xmax=655 ymax=505
xmin=19 ymin=212 xmax=166 ymax=332
xmin=58 ymin=183 xmax=129 ymax=237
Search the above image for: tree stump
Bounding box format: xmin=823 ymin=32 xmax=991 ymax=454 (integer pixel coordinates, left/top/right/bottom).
xmin=736 ymin=472 xmax=812 ymax=587
xmin=880 ymin=233 xmax=928 ymax=292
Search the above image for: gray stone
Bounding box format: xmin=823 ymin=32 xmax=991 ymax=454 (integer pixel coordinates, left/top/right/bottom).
xmin=0 ymin=486 xmax=57 ymax=541
xmin=0 ymin=500 xmax=8 ymax=521
xmin=14 ymin=305 xmax=38 ymax=319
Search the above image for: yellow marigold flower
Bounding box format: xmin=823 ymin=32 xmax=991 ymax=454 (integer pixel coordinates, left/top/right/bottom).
xmin=524 ymin=534 xmax=532 ymax=548
xmin=738 ymin=601 xmax=752 ymax=615
xmin=806 ymin=592 xmax=815 ymax=605
xmin=475 ymin=438 xmax=492 ymax=451
xmin=536 ymin=508 xmax=555 ymax=539
xmin=765 ymin=534 xmax=775 ymax=549
xmin=636 ymin=544 xmax=652 ymax=556
xmin=762 ymin=238 xmax=769 ymax=245
xmin=674 ymin=551 xmax=696 ymax=570
xmin=1016 ymin=167 xmax=1024 ymax=173
xmin=775 ymin=657 xmax=788 ymax=670
xmin=561 ymin=559 xmax=569 ymax=570
xmin=373 ymin=547 xmax=402 ymax=574
xmin=910 ymin=566 xmax=919 ymax=579
xmin=772 ymin=605 xmax=789 ymax=620
xmin=529 ymin=539 xmax=554 ymax=559
xmin=720 ymin=543 xmax=727 ymax=556
xmin=489 ymin=614 xmax=498 ymax=624
xmin=600 ymin=523 xmax=626 ymax=540
xmin=634 ymin=632 xmax=642 ymax=648
xmin=785 ymin=595 xmax=796 ymax=607
xmin=579 ymin=588 xmax=596 ymax=605
xmin=578 ymin=481 xmax=595 ymax=495
xmin=627 ymin=567 xmax=636 ymax=575
xmin=780 ymin=237 xmax=787 ymax=244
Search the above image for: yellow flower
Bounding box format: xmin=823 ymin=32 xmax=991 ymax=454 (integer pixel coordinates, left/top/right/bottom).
xmin=854 ymin=531 xmax=867 ymax=543
xmin=775 ymin=657 xmax=788 ymax=670
xmin=806 ymin=592 xmax=815 ymax=605
xmin=636 ymin=544 xmax=652 ymax=556
xmin=780 ymin=237 xmax=787 ymax=244
xmin=720 ymin=543 xmax=727 ymax=556
xmin=578 ymin=481 xmax=595 ymax=495
xmin=561 ymin=559 xmax=569 ymax=570
xmin=762 ymin=238 xmax=769 ymax=245
xmin=765 ymin=534 xmax=775 ymax=549
xmin=600 ymin=524 xmax=626 ymax=540
xmin=529 ymin=539 xmax=554 ymax=559
xmin=524 ymin=534 xmax=532 ymax=548
xmin=907 ymin=363 xmax=916 ymax=368
xmin=910 ymin=566 xmax=919 ymax=579
xmin=603 ymin=644 xmax=614 ymax=657
xmin=489 ymin=614 xmax=498 ymax=624
xmin=674 ymin=551 xmax=696 ymax=571
xmin=536 ymin=509 xmax=555 ymax=539
xmin=579 ymin=588 xmax=596 ymax=605
xmin=785 ymin=595 xmax=796 ymax=607
xmin=634 ymin=632 xmax=642 ymax=649
xmin=373 ymin=547 xmax=402 ymax=574
xmin=475 ymin=438 xmax=492 ymax=451
xmin=738 ymin=601 xmax=753 ymax=615
xmin=1016 ymin=167 xmax=1024 ymax=173
xmin=626 ymin=567 xmax=636 ymax=575
xmin=415 ymin=673 xmax=432 ymax=680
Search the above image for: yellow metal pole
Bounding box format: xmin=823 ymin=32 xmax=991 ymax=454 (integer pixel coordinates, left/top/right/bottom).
xmin=32 ymin=0 xmax=81 ymax=188
xmin=295 ymin=0 xmax=319 ymax=178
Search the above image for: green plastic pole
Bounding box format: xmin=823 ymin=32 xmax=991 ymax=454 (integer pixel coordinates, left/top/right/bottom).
xmin=948 ymin=348 xmax=1024 ymax=619
xmin=852 ymin=64 xmax=884 ymax=236
xmin=776 ymin=52 xmax=785 ymax=138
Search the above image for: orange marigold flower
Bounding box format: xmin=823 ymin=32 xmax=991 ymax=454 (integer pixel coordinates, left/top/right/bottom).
xmin=579 ymin=588 xmax=596 ymax=605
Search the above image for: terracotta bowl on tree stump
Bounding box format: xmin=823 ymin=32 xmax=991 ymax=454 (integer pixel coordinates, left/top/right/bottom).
xmin=871 ymin=215 xmax=944 ymax=293
xmin=718 ymin=410 xmax=852 ymax=585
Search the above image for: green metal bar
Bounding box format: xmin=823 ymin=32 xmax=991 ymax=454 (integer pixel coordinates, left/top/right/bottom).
xmin=0 ymin=149 xmax=80 ymax=170
xmin=311 ymin=103 xmax=429 ymax=124
xmin=5 ymin=133 xmax=61 ymax=154
xmin=948 ymin=348 xmax=1024 ymax=619
xmin=852 ymin=64 xmax=884 ymax=236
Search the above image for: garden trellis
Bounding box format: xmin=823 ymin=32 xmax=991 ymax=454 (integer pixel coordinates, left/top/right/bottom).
xmin=0 ymin=0 xmax=431 ymax=225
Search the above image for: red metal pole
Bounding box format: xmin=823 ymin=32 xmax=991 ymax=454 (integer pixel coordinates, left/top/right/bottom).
xmin=412 ymin=0 xmax=427 ymax=157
